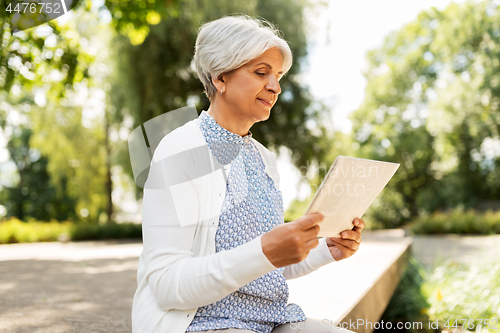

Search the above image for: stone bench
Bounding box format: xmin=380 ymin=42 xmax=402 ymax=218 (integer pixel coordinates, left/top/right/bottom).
xmin=288 ymin=229 xmax=413 ymax=333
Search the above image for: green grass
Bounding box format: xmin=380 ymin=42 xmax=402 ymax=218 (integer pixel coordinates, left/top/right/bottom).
xmin=422 ymin=260 xmax=500 ymax=332
xmin=408 ymin=209 xmax=500 ymax=235
xmin=0 ymin=218 xmax=142 ymax=244
xmin=379 ymin=257 xmax=434 ymax=333
xmin=380 ymin=256 xmax=500 ymax=332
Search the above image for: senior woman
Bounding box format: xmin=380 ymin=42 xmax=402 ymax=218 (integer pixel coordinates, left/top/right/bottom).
xmin=132 ymin=15 xmax=365 ymax=333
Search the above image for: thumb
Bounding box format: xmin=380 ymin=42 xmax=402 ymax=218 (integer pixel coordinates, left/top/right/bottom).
xmin=295 ymin=212 xmax=324 ymax=230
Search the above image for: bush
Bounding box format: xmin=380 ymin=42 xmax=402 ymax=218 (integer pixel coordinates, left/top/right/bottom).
xmin=70 ymin=221 xmax=142 ymax=241
xmin=380 ymin=256 xmax=500 ymax=333
xmin=378 ymin=257 xmax=435 ymax=333
xmin=422 ymin=260 xmax=500 ymax=332
xmin=408 ymin=209 xmax=500 ymax=235
xmin=0 ymin=218 xmax=142 ymax=244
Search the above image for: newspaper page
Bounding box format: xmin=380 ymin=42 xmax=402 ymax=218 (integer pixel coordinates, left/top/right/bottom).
xmin=304 ymin=156 xmax=400 ymax=237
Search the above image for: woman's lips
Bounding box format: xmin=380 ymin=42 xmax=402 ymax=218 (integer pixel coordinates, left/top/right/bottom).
xmin=257 ymin=98 xmax=272 ymax=107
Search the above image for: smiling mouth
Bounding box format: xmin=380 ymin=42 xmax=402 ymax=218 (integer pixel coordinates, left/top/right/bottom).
xmin=257 ymin=98 xmax=272 ymax=107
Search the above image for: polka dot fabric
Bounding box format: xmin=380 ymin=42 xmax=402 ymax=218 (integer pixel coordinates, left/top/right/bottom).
xmin=186 ymin=111 xmax=306 ymax=333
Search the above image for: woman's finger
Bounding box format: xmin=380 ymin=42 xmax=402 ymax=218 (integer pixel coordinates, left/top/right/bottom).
xmin=329 ymin=238 xmax=356 ymax=258
xmin=329 ymin=237 xmax=359 ymax=251
xmin=339 ymin=230 xmax=362 ymax=244
xmin=352 ymin=218 xmax=365 ymax=233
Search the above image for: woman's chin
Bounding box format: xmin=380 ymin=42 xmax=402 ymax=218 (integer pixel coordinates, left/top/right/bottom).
xmin=256 ymin=109 xmax=271 ymax=122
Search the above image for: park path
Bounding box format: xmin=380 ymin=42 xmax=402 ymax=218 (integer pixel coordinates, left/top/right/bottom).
xmin=411 ymin=233 xmax=500 ymax=266
xmin=0 ymin=240 xmax=141 ymax=333
xmin=1 ymin=233 xmax=499 ymax=332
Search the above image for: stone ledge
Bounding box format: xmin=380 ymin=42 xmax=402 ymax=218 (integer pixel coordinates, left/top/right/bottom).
xmin=287 ymin=231 xmax=412 ymax=333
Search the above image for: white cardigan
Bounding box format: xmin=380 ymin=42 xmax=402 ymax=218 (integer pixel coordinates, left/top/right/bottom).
xmin=132 ymin=118 xmax=335 ymax=333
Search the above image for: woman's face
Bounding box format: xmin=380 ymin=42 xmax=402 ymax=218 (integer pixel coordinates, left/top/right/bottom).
xmin=221 ymin=47 xmax=283 ymax=125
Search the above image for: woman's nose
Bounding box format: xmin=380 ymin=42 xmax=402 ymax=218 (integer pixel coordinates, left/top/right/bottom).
xmin=266 ymin=76 xmax=281 ymax=95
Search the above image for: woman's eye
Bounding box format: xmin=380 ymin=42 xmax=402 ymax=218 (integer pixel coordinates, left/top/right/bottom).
xmin=256 ymin=72 xmax=265 ymax=76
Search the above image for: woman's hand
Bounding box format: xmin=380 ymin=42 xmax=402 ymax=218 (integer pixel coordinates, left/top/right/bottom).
xmin=261 ymin=213 xmax=324 ymax=268
xmin=326 ymin=218 xmax=365 ymax=261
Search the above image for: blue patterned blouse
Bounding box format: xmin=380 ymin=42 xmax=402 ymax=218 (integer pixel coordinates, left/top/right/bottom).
xmin=185 ymin=111 xmax=306 ymax=332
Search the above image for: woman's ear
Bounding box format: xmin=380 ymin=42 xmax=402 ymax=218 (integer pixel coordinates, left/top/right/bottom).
xmin=211 ymin=74 xmax=226 ymax=94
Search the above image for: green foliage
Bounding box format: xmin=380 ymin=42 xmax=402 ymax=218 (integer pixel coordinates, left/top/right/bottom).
xmin=0 ymin=218 xmax=70 ymax=243
xmin=379 ymin=257 xmax=434 ymax=333
xmin=27 ymin=11 xmax=117 ymax=222
xmin=70 ymin=220 xmax=142 ymax=240
xmin=102 ymin=0 xmax=179 ymax=45
xmin=422 ymin=260 xmax=500 ymax=332
xmin=2 ymin=0 xmax=330 ymax=223
xmin=252 ymin=0 xmax=333 ymax=168
xmin=109 ymin=0 xmax=332 ymax=177
xmin=0 ymin=10 xmax=84 ymax=95
xmin=0 ymin=218 xmax=141 ymax=244
xmin=350 ymin=0 xmax=500 ymax=228
xmin=30 ymin=102 xmax=110 ymax=221
xmin=284 ymin=197 xmax=312 ymax=222
xmin=381 ymin=256 xmax=500 ymax=333
xmin=409 ymin=208 xmax=500 ymax=235
xmin=0 ymin=2 xmax=105 ymax=220
xmin=0 ymin=126 xmax=77 ymax=221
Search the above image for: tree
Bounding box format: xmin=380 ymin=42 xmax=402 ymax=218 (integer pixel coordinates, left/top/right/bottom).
xmin=1 ymin=0 xmax=331 ymax=222
xmin=0 ymin=126 xmax=77 ymax=220
xmin=350 ymin=0 xmax=500 ymax=228
xmin=0 ymin=6 xmax=80 ymax=220
xmin=0 ymin=0 xmax=106 ymax=221
xmin=28 ymin=9 xmax=117 ymax=222
xmin=107 ymin=0 xmax=332 ymax=186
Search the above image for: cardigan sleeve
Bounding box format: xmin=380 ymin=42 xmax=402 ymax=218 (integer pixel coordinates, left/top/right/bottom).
xmin=282 ymin=237 xmax=336 ymax=280
xmin=139 ymin=138 xmax=277 ymax=312
xmin=252 ymin=137 xmax=336 ymax=280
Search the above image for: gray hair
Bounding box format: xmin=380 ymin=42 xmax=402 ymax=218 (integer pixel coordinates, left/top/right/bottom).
xmin=193 ymin=15 xmax=293 ymax=101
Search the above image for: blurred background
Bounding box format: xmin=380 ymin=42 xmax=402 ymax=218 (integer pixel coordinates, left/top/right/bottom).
xmin=1 ymin=0 xmax=499 ymax=331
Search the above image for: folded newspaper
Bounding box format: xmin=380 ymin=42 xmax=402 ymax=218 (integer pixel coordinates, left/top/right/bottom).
xmin=304 ymin=156 xmax=400 ymax=237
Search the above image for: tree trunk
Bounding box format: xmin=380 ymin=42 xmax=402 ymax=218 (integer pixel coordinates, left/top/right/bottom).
xmin=105 ymin=115 xmax=113 ymax=223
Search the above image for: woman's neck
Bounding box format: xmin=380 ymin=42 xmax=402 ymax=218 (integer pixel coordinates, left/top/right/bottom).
xmin=207 ymin=104 xmax=252 ymax=137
